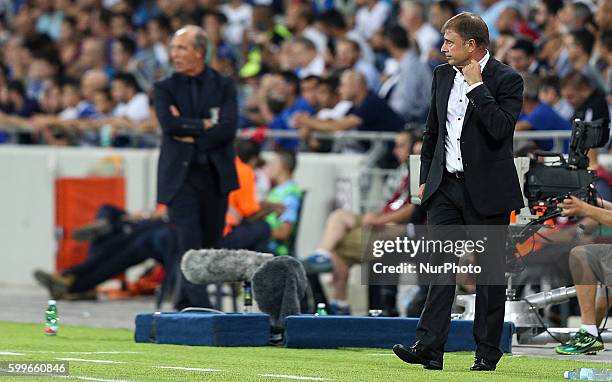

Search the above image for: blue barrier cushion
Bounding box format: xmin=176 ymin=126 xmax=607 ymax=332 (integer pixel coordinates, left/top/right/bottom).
xmin=135 ymin=313 xmax=270 ymax=347
xmin=285 ymin=316 xmax=514 ymax=353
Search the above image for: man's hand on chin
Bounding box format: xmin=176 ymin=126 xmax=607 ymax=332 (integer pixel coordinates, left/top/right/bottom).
xmin=462 ymin=59 xmax=482 ymax=86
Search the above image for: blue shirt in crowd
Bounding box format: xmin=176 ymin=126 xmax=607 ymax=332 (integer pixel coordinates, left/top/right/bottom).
xmin=270 ymin=96 xmax=315 ymax=150
xmin=519 ymin=102 xmax=571 ymax=151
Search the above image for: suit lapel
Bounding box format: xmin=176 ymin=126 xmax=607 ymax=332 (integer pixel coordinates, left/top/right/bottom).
xmin=438 ymin=66 xmax=454 ymax=137
xmin=460 ymin=58 xmax=496 ymax=136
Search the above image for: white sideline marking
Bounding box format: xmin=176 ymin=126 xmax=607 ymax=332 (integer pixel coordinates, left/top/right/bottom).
xmin=29 ymin=351 xmax=141 ymax=355
xmin=259 ymin=374 xmax=334 ymax=381
xmin=0 ymin=372 xmax=132 ymax=382
xmin=154 ymin=366 xmax=223 ymax=372
xmin=368 ymin=353 xmax=394 ymax=356
xmin=56 ymin=358 xmax=127 ymax=364
xmin=74 ymin=377 xmax=133 ymax=382
xmin=0 ymin=351 xmax=25 ymax=355
xmin=60 ymin=352 xmax=141 ymax=355
xmin=51 ymin=374 xmax=133 ymax=382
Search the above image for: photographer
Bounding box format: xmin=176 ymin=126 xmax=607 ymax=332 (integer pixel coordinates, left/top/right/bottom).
xmin=554 ymin=195 xmax=612 ymax=355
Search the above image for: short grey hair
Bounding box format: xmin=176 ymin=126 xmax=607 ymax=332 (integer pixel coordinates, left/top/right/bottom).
xmin=174 ymin=25 xmax=209 ymax=54
xmin=342 ymin=69 xmax=366 ymax=88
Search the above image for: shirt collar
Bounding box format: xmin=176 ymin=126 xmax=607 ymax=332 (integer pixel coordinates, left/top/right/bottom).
xmin=179 ymin=66 xmax=208 ymax=83
xmin=453 ymin=50 xmax=490 ymax=75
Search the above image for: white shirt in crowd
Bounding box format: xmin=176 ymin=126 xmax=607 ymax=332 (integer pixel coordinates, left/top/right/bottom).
xmin=415 ymin=22 xmax=441 ymax=62
xmin=354 ymin=1 xmax=391 ymax=40
xmin=302 ymin=26 xmax=328 ymax=55
xmin=378 ymin=57 xmax=400 ymax=99
xmin=153 ymin=42 xmax=170 ymax=66
xmin=554 ymin=98 xmax=574 ymax=121
xmin=298 ymin=54 xmax=326 ymax=78
xmin=317 ymin=100 xmax=352 ymax=120
xmin=346 ymin=31 xmax=375 ymax=64
xmin=112 ymin=93 xmax=150 ymax=122
xmin=445 ymin=50 xmax=490 ymax=173
xmin=58 ymin=107 xmax=79 ymax=120
xmin=220 ymin=2 xmax=252 ymax=45
xmin=355 ymin=59 xmax=380 ymax=90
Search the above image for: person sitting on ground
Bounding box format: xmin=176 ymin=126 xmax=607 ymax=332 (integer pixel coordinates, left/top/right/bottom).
xmin=302 ymin=129 xmax=423 ymax=314
xmin=33 ymin=204 xmax=172 ymax=300
xmin=554 ymin=195 xmax=612 ymax=355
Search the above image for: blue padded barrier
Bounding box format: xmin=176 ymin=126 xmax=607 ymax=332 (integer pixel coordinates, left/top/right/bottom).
xmin=285 ymin=316 xmax=514 ymax=352
xmin=134 ymin=312 xmax=270 ymax=347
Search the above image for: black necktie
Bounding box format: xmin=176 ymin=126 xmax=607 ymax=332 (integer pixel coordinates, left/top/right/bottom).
xmin=189 ymin=77 xmax=199 ymax=116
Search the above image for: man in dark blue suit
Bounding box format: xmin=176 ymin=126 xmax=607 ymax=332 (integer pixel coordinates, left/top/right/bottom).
xmin=154 ymin=25 xmax=239 ymax=309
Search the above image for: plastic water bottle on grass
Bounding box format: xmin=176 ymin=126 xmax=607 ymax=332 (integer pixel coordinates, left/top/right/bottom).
xmin=44 ymin=300 xmax=59 ymax=336
xmin=243 ymin=281 xmax=253 ymax=313
xmin=564 ymin=368 xmax=612 ymax=381
xmin=315 ymin=303 xmax=328 ymax=316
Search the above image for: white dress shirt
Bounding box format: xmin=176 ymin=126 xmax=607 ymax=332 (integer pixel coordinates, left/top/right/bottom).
xmin=445 ymin=50 xmax=489 ymax=173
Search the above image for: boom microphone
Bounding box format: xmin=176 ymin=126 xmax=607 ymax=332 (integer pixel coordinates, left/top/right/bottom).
xmin=181 ymin=248 xmax=273 ymax=285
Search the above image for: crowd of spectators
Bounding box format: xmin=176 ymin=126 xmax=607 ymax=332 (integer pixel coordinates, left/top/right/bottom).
xmin=0 ymin=0 xmax=609 ymax=151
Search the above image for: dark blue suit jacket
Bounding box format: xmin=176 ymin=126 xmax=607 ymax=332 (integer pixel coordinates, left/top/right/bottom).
xmin=155 ymin=67 xmax=239 ymax=204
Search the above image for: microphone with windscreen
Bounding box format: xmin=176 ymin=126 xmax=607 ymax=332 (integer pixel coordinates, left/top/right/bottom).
xmin=180 ymin=248 xmax=273 ymax=284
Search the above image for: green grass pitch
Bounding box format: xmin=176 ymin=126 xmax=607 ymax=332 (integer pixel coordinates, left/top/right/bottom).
xmin=0 ymin=320 xmax=606 ymax=381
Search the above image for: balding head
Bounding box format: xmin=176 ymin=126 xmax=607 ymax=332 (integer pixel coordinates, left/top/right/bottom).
xmin=174 ymin=25 xmax=209 ymax=54
xmin=339 ymin=69 xmax=367 ymax=102
xmin=81 ymin=69 xmax=109 ymax=100
xmin=171 ymin=25 xmax=208 ymax=76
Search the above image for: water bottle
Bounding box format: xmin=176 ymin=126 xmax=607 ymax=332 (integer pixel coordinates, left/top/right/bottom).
xmin=315 ymin=303 xmax=328 ymax=316
xmin=243 ymin=281 xmax=253 ymax=313
xmin=564 ymin=368 xmax=612 ymax=381
xmin=100 ymin=124 xmax=113 ymax=147
xmin=44 ymin=300 xmax=59 ymax=336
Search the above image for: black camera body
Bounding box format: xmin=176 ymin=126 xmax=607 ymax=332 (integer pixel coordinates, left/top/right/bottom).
xmin=523 ymin=118 xmax=610 ymax=208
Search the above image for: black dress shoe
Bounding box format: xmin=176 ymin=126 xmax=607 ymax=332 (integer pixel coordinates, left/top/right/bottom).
xmin=392 ymin=343 xmax=443 ymax=370
xmin=470 ymin=358 xmax=496 ymax=371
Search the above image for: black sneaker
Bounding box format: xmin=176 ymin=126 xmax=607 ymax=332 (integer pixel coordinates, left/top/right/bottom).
xmin=72 ymin=220 xmax=112 ymax=241
xmin=33 ymin=270 xmax=70 ymax=300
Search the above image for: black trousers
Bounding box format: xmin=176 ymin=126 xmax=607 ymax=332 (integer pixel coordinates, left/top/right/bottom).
xmin=218 ymin=219 xmax=271 ymax=253
xmin=67 ymin=221 xmax=173 ymax=293
xmin=167 ymin=163 xmax=228 ymax=310
xmin=416 ymin=172 xmax=509 ymax=364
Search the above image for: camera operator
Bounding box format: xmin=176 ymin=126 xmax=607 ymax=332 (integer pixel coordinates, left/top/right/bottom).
xmin=554 ymin=195 xmax=612 ymax=355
